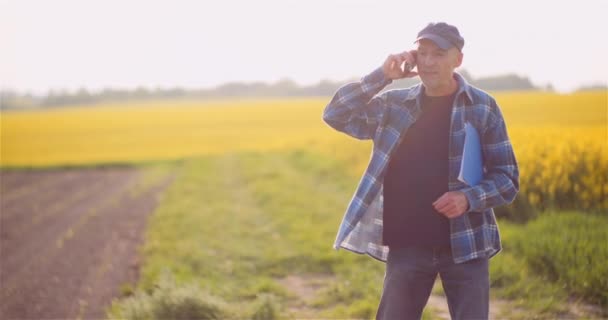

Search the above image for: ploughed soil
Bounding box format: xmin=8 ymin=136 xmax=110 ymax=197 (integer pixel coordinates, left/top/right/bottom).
xmin=0 ymin=166 xmax=175 ymax=320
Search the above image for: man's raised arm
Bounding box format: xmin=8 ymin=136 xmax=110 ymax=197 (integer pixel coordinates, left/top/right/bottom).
xmin=322 ymin=51 xmax=418 ymax=140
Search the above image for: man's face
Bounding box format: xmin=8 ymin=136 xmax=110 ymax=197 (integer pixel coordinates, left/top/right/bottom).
xmin=415 ymin=39 xmax=463 ymax=92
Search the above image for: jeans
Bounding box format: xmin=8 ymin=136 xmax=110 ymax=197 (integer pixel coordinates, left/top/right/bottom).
xmin=376 ymin=245 xmax=489 ymax=320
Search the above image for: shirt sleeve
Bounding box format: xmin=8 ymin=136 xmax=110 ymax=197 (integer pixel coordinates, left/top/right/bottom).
xmin=461 ymin=100 xmax=520 ymax=213
xmin=322 ymin=67 xmax=392 ymax=140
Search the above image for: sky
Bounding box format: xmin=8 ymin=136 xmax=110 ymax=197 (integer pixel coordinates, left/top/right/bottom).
xmin=1 ymin=0 xmax=607 ymax=95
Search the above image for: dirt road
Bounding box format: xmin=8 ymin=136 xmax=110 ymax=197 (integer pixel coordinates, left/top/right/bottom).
xmin=0 ymin=166 xmax=174 ymax=320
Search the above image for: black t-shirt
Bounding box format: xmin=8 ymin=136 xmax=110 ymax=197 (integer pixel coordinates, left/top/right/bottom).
xmin=382 ymin=91 xmax=456 ymax=249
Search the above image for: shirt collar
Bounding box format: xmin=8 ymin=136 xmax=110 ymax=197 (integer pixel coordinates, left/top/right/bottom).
xmin=403 ymin=72 xmax=474 ymax=106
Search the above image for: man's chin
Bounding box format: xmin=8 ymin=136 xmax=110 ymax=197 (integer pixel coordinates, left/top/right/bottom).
xmin=420 ymin=78 xmax=437 ymax=89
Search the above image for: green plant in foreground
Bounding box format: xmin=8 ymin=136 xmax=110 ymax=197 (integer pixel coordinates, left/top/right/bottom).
xmin=107 ymin=269 xmax=229 ymax=320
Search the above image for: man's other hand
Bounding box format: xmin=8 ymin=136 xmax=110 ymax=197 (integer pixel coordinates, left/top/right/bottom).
xmin=432 ymin=191 xmax=469 ymax=218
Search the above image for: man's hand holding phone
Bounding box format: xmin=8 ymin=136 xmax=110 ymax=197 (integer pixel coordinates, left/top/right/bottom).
xmin=382 ymin=50 xmax=418 ymax=80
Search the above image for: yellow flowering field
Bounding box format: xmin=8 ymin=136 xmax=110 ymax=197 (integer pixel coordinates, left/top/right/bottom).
xmin=1 ymin=91 xmax=606 ymax=212
xmin=0 ymin=99 xmax=333 ymax=166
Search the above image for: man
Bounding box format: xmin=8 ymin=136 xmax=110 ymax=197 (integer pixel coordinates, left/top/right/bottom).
xmin=322 ymin=22 xmax=519 ymax=320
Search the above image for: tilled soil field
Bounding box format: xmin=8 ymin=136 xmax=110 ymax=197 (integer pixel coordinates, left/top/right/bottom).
xmin=0 ymin=166 xmax=174 ymax=320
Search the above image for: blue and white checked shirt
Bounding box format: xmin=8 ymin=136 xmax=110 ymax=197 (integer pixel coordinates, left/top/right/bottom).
xmin=322 ymin=67 xmax=519 ymax=264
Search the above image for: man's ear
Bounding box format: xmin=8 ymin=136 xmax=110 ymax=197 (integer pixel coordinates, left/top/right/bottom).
xmin=455 ymin=51 xmax=464 ymax=68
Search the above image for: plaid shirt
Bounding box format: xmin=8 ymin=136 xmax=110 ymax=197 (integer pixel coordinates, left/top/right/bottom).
xmin=322 ymin=67 xmax=519 ymax=264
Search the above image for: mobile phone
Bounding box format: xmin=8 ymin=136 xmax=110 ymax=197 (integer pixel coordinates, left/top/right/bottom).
xmin=403 ymin=51 xmax=417 ymax=73
xmin=403 ymin=61 xmax=415 ymax=73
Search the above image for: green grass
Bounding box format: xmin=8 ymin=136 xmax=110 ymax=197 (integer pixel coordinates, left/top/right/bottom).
xmin=489 ymin=215 xmax=608 ymax=318
xmin=509 ymin=212 xmax=608 ymax=307
xmin=107 ymin=149 xmax=607 ymax=319
xmin=490 ymin=221 xmax=570 ymax=318
xmin=107 ymin=150 xmax=386 ymax=319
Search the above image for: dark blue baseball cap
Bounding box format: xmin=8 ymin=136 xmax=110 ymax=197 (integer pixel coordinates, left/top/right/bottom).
xmin=415 ymin=22 xmax=464 ymax=51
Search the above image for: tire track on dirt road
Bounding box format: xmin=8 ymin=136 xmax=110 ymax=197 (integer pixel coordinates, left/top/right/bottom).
xmin=0 ymin=166 xmax=176 ymax=320
xmin=0 ymin=169 xmax=102 ymax=221
xmin=0 ymin=170 xmax=137 ymax=287
xmin=0 ymin=170 xmax=82 ymax=208
xmin=1 ymin=171 xmax=121 ymax=242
